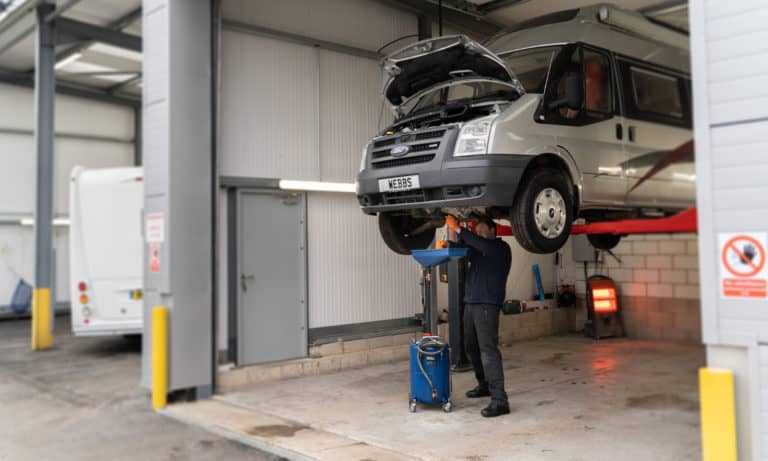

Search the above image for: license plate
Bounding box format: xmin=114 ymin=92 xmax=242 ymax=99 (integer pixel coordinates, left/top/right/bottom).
xmin=379 ymin=175 xmax=420 ymax=193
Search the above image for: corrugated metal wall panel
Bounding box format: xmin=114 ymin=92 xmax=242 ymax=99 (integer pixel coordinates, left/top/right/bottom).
xmin=306 ymin=193 xmax=421 ymax=328
xmin=222 ymin=0 xmax=417 ymax=54
xmin=318 ymin=49 xmax=384 ymax=182
xmin=220 ymin=30 xmax=320 ymax=179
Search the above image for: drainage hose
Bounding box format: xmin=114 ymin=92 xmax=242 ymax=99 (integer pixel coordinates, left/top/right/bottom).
xmin=416 ymin=336 xmax=448 ymax=401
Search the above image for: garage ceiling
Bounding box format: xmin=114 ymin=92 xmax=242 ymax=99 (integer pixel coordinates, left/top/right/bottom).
xmin=0 ymin=0 xmax=688 ymax=105
xmin=0 ymin=0 xmax=141 ymax=103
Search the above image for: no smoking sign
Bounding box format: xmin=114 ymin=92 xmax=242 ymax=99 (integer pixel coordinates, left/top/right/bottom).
xmin=719 ymin=232 xmax=768 ymax=299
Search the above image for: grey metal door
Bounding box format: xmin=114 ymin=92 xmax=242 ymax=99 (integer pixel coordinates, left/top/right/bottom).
xmin=238 ymin=190 xmax=307 ymax=365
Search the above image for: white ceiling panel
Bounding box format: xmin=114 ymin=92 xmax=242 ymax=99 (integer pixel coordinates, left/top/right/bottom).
xmin=61 ymin=0 xmax=141 ymax=28
xmin=486 ymin=0 xmax=687 ymax=30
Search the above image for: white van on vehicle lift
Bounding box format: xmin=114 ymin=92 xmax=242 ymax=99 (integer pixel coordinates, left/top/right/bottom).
xmin=69 ymin=166 xmax=143 ymax=336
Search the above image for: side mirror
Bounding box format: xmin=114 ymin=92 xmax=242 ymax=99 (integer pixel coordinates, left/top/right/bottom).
xmin=547 ymin=74 xmax=584 ymax=112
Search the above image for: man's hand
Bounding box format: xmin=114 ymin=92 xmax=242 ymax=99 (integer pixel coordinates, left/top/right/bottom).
xmin=435 ymin=240 xmax=450 ymax=249
xmin=445 ymin=215 xmax=461 ymax=233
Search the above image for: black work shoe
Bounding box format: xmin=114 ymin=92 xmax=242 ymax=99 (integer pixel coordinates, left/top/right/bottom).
xmin=481 ymin=402 xmax=510 ymax=418
xmin=465 ymin=386 xmax=491 ymax=398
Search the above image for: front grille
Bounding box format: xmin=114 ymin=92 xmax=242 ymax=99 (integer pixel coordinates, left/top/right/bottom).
xmin=367 ymin=127 xmax=450 ymax=170
xmin=415 ymin=129 xmax=445 ymax=140
xmin=372 ymin=154 xmax=436 ymax=169
xmin=382 ymin=189 xmax=426 ymax=205
xmin=409 ymin=142 xmax=440 ymax=152
xmin=373 ymin=138 xmax=396 ymax=148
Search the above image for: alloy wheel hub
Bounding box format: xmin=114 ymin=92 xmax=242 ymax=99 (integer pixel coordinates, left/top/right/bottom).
xmin=533 ymin=188 xmax=566 ymax=239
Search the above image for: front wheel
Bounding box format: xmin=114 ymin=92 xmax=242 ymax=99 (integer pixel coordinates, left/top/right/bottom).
xmin=378 ymin=213 xmax=436 ymax=255
xmin=510 ymin=168 xmax=574 ymax=254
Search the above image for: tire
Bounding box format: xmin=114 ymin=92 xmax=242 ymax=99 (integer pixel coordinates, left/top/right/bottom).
xmin=378 ymin=213 xmax=436 ymax=255
xmin=510 ymin=168 xmax=574 ymax=254
xmin=587 ymin=233 xmax=622 ymax=251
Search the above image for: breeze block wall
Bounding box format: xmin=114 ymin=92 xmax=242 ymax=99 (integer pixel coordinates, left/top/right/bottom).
xmin=599 ymin=233 xmax=701 ymax=342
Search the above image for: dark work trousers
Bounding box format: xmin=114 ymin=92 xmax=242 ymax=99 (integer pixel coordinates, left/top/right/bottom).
xmin=464 ymin=303 xmax=507 ymax=404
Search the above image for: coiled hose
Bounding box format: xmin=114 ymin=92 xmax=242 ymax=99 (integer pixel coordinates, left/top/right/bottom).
xmin=416 ymin=336 xmax=448 ymax=401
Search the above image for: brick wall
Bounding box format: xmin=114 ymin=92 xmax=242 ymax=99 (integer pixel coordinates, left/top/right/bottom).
xmin=569 ymin=233 xmax=702 ymax=343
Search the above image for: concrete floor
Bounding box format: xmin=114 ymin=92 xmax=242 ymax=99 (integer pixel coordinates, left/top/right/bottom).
xmin=0 ymin=316 xmax=281 ymax=461
xmin=170 ymin=335 xmax=704 ymax=461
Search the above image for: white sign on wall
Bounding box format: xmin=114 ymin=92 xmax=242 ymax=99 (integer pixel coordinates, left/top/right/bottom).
xmin=719 ymin=232 xmax=767 ymax=299
xmin=145 ymin=212 xmax=165 ymax=243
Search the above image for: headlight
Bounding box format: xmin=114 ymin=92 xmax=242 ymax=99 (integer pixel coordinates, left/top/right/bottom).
xmin=454 ymin=117 xmax=494 ymax=156
xmin=359 ymin=146 xmax=368 ymax=172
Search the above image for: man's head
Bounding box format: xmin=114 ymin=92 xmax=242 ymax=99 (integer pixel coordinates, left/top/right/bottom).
xmin=475 ymin=217 xmax=497 ymax=239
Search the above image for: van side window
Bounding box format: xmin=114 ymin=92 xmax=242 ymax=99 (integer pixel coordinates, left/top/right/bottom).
xmin=618 ymin=60 xmax=691 ymax=127
xmin=582 ymin=50 xmax=611 ymax=114
xmin=540 ymin=45 xmax=614 ymax=125
xmin=630 ymin=67 xmax=683 ymax=118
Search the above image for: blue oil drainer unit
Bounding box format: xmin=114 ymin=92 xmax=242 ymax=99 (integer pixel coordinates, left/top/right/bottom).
xmin=410 ymin=335 xmax=452 ymax=412
xmin=408 ymin=248 xmax=467 ymax=413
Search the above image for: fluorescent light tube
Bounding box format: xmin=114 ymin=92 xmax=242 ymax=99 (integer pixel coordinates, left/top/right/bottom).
xmin=55 ymin=52 xmax=82 ymax=70
xmin=278 ymin=180 xmax=356 ymax=193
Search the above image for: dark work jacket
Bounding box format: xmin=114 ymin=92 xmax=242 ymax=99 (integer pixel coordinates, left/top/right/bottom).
xmin=454 ymin=230 xmax=512 ymax=306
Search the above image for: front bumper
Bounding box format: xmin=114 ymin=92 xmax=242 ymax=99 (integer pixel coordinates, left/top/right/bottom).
xmin=357 ymin=154 xmax=531 ymax=214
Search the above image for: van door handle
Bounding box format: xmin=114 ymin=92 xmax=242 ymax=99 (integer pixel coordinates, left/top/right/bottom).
xmin=628 ymin=126 xmax=636 ymax=142
xmin=241 ymin=273 xmax=255 ymax=292
xmin=615 ymin=123 xmax=623 ymax=140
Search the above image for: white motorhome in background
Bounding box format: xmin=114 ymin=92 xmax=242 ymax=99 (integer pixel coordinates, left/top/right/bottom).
xmin=69 ymin=166 xmax=143 ymax=336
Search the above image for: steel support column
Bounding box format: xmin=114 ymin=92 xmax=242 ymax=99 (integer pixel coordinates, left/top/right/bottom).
xmin=31 ymin=2 xmax=56 ymax=350
xmin=141 ymin=0 xmax=213 ymax=400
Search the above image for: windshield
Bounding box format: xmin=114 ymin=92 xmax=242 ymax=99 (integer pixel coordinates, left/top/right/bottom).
xmin=499 ymin=46 xmax=561 ymax=93
xmin=401 ymin=80 xmax=520 ymax=116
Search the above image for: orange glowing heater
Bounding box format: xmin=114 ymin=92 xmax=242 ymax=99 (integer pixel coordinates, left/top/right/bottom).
xmin=585 ymin=275 xmax=624 ymax=339
xmin=590 ymin=279 xmax=618 ymax=313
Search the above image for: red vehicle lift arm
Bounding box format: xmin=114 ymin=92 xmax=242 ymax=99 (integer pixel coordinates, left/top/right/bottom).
xmin=489 ymin=207 xmax=698 ymax=237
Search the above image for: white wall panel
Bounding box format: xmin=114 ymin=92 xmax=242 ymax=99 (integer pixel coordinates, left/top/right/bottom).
xmin=318 ymin=49 xmax=383 ymax=182
xmin=0 ymin=133 xmax=34 ymax=214
xmin=222 ymin=0 xmax=417 ymax=54
xmin=0 ymin=84 xmax=133 ymax=139
xmin=307 ymin=193 xmax=421 ymax=328
xmin=220 ymin=31 xmax=320 ymax=179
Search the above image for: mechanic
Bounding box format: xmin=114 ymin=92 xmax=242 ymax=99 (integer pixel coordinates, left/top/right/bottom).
xmin=440 ymin=215 xmax=512 ymax=417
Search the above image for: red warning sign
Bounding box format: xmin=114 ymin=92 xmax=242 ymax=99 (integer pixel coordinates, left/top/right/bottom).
xmin=719 ymin=233 xmax=767 ymax=299
xmin=149 ymin=243 xmax=161 ymax=273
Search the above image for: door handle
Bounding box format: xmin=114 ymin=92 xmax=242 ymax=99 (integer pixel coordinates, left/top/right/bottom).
xmin=628 ymin=126 xmax=636 ymax=143
xmin=615 ymin=123 xmax=623 ymax=140
xmin=241 ymin=273 xmax=255 ymax=292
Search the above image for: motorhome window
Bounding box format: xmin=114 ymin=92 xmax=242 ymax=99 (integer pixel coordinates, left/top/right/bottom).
xmin=630 ymin=67 xmax=683 ymax=118
xmin=406 ymin=80 xmax=519 ymax=115
xmin=582 ymin=50 xmax=611 ymax=114
xmin=549 ymin=46 xmax=612 ymax=121
xmin=500 ymin=46 xmax=560 ymax=93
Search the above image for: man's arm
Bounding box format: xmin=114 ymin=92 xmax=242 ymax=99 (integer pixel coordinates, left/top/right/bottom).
xmin=444 ymin=215 xmax=501 ymax=254
xmin=457 ymin=228 xmax=500 ymax=254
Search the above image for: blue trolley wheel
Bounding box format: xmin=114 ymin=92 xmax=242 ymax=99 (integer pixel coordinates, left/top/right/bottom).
xmin=409 ymin=398 xmax=417 ymax=413
xmin=442 ymin=401 xmax=453 ymax=413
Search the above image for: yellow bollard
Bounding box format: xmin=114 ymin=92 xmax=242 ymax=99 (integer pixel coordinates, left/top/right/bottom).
xmin=31 ymin=288 xmax=54 ymax=350
xmin=152 ymin=306 xmax=168 ymax=410
xmin=699 ymin=367 xmax=738 ymax=461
